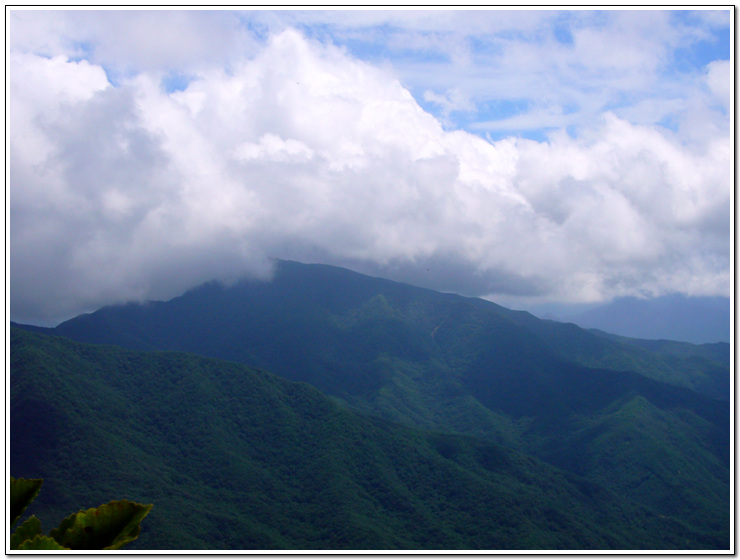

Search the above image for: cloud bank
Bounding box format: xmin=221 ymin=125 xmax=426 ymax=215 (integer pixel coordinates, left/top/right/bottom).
xmin=8 ymin=10 xmax=731 ymax=325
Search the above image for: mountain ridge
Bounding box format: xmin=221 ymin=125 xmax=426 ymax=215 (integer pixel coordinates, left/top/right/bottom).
xmin=15 ymin=259 xmax=729 ymax=546
xmin=564 ymin=294 xmax=730 ymax=344
xmin=48 ymin=260 xmax=730 ymax=401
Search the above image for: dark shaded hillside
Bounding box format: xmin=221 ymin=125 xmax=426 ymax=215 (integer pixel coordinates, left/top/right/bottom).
xmin=488 ymin=309 xmax=730 ymax=401
xmin=10 ymin=327 xmax=717 ymax=550
xmin=585 ymin=331 xmax=730 ymax=399
xmin=592 ymin=330 xmax=730 ymax=366
xmin=52 ymin=261 xmax=730 ymax=401
xmin=35 ymin=261 xmax=730 ymax=545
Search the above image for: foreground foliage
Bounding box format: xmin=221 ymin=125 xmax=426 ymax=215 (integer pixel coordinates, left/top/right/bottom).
xmin=9 ymin=477 xmax=152 ymax=550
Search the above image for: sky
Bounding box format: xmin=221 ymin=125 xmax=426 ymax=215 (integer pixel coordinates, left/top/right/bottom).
xmin=7 ymin=7 xmax=733 ymax=326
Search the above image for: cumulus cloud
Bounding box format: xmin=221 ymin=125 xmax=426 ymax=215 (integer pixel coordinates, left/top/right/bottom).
xmin=8 ymin=13 xmax=731 ymax=325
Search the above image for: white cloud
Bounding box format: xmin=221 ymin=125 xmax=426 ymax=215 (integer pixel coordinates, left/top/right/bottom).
xmin=8 ymin=10 xmax=257 ymax=74
xmin=705 ymin=59 xmax=731 ymax=111
xmin=234 ymin=134 xmax=315 ymax=163
xmin=7 ymin=14 xmax=731 ymax=324
xmin=423 ymin=88 xmax=476 ymax=121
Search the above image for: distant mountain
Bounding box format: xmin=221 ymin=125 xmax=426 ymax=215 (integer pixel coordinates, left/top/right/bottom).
xmin=11 ymin=326 xmax=717 ymax=550
xmin=17 ymin=259 xmax=729 ymax=548
xmin=49 ymin=260 xmax=730 ymax=403
xmin=565 ymin=294 xmax=730 ymax=344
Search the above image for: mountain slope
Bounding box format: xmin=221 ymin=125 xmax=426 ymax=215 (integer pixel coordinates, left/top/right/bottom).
xmin=52 ymin=260 xmax=730 ymax=401
xmin=39 ymin=260 xmax=730 ymax=544
xmin=11 ymin=326 xmax=717 ymax=550
xmin=488 ymin=308 xmax=730 ymax=401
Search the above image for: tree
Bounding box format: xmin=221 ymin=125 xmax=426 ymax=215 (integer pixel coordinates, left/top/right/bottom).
xmin=9 ymin=477 xmax=152 ymax=550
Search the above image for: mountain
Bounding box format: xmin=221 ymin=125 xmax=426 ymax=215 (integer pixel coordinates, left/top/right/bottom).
xmin=11 ymin=326 xmax=717 ymax=550
xmin=490 ymin=310 xmax=730 ymax=402
xmin=50 ymin=260 xmax=730 ymax=402
xmin=564 ymin=294 xmax=731 ymax=344
xmin=20 ymin=259 xmax=730 ymax=548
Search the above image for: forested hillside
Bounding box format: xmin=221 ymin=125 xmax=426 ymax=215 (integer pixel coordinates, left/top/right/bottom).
xmin=53 ymin=261 xmax=730 ymax=402
xmin=11 ymin=261 xmax=731 ymax=550
xmin=11 ymin=327 xmax=723 ymax=550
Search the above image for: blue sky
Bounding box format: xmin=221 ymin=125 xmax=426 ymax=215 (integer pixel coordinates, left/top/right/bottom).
xmin=264 ymin=9 xmax=731 ymax=140
xmin=7 ymin=8 xmax=733 ymax=324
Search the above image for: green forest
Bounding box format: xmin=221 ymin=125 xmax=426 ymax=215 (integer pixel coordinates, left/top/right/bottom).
xmin=10 ymin=261 xmax=731 ymax=550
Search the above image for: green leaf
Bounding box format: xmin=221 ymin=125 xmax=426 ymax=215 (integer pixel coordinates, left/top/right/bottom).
xmin=49 ymin=500 xmax=153 ymax=550
xmin=10 ymin=515 xmax=43 ymax=549
xmin=15 ymin=534 xmax=69 ymax=550
xmin=10 ymin=477 xmax=43 ymax=527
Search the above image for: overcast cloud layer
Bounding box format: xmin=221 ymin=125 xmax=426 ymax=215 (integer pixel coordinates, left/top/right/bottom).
xmin=8 ymin=9 xmax=732 ymax=325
